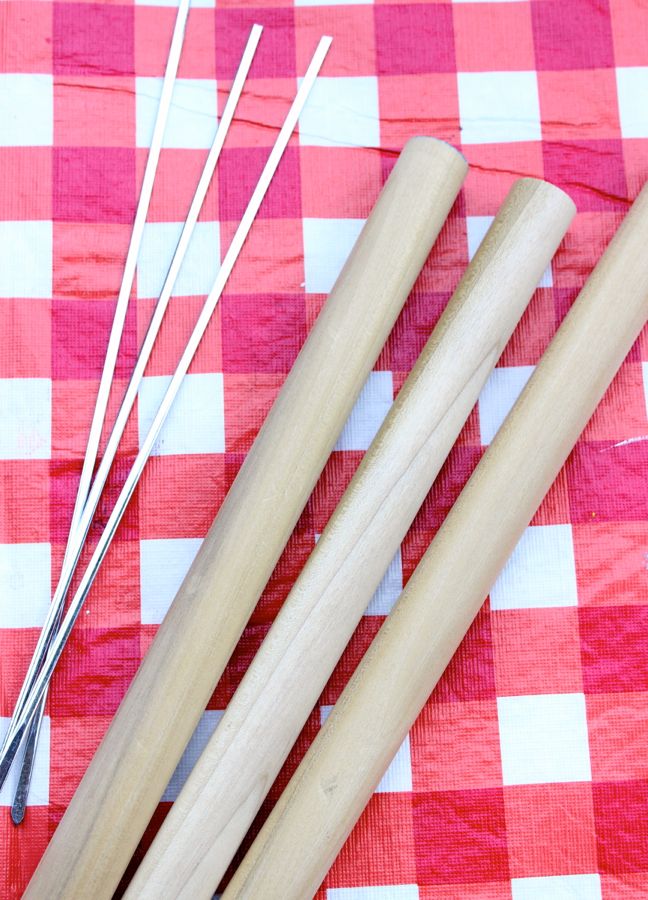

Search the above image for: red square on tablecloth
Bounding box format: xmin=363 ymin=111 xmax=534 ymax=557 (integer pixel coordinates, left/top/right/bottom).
xmin=215 ymin=8 xmax=296 ymax=80
xmin=379 ymin=74 xmax=460 ymax=147
xmin=137 ymin=296 xmax=222 ymax=378
xmin=138 ymin=454 xmax=226 ymax=541
xmin=567 ymin=440 xmax=648 ymax=524
xmin=542 ymin=140 xmax=627 ymax=213
xmin=0 ymin=148 xmax=51 ymax=221
xmin=504 ymin=782 xmax=598 ymax=877
xmin=492 ymin=607 xmax=584 ymax=697
xmin=295 ymin=6 xmax=376 ymax=78
xmin=375 ymin=4 xmax=455 ymax=75
xmin=53 ymin=2 xmax=134 ymax=77
xmin=221 ymin=292 xmax=306 ymax=374
xmin=52 ymin=222 xmax=130 ymax=300
xmin=0 ymin=1 xmax=52 ymax=74
xmin=134 ymin=6 xmax=215 ymax=80
xmin=453 ymin=3 xmax=535 ymax=73
xmin=54 ymin=76 xmax=134 ymax=148
xmin=219 ymin=217 xmax=303 ymax=294
xmin=532 ymin=0 xmax=615 ymax=71
xmin=53 ymin=146 xmax=136 ymax=224
xmin=300 ymin=147 xmax=382 ymax=219
xmin=411 ymin=699 xmax=502 ymax=792
xmin=538 ymin=69 xmax=621 ymax=142
xmin=609 ymin=0 xmax=648 ymax=66
xmin=326 ymin=793 xmax=417 ymax=888
xmin=218 ymin=146 xmax=302 ymax=222
xmin=0 ymin=298 xmax=51 ymax=379
xmin=0 ymin=461 xmax=50 ymax=545
xmin=413 ymin=787 xmax=509 ymax=884
xmin=579 ymin=605 xmax=648 ymax=694
xmin=138 ymin=148 xmax=219 ymax=224
xmin=588 ymin=691 xmax=648 ymax=782
xmin=52 ymin=297 xmax=136 ymax=381
xmin=573 ymin=521 xmax=648 ymax=608
xmin=49 ymin=623 xmax=141 ymax=718
xmin=594 ymin=780 xmax=648 ymax=873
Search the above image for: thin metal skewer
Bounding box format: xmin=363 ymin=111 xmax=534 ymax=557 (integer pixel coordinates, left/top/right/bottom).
xmin=5 ymin=24 xmax=264 ymax=816
xmin=0 ymin=35 xmax=332 ymax=786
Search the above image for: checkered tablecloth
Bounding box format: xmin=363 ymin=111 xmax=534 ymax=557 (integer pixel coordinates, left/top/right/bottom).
xmin=1 ymin=1 xmax=648 ymax=897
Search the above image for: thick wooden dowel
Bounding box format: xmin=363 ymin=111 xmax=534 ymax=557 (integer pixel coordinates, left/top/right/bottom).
xmin=24 ymin=138 xmax=466 ymax=900
xmin=126 ymin=178 xmax=575 ymax=900
xmin=224 ymin=183 xmax=648 ymax=900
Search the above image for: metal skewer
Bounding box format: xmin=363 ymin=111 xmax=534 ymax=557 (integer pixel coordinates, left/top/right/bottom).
xmin=0 ymin=35 xmax=332 ymax=785
xmin=4 ymin=22 xmax=264 ymax=816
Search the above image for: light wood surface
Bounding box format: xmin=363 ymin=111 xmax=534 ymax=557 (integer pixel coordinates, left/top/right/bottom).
xmin=223 ymin=183 xmax=648 ymax=900
xmin=24 ymin=138 xmax=467 ymax=900
xmin=126 ymin=178 xmax=575 ymax=900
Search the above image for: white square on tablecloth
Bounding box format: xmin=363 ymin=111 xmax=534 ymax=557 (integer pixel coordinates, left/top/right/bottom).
xmin=0 ymin=221 xmax=52 ymax=299
xmin=365 ymin=548 xmax=403 ymax=616
xmin=0 ymin=378 xmax=51 ymax=460
xmin=458 ymin=71 xmax=541 ymax=144
xmin=138 ymin=372 xmax=225 ymax=456
xmin=320 ymin=706 xmax=412 ymax=793
xmin=303 ymin=217 xmax=365 ymax=294
xmin=140 ymin=537 xmax=202 ymax=625
xmin=0 ymin=716 xmax=50 ymax=807
xmin=0 ymin=542 xmax=51 ymax=629
xmin=616 ymin=68 xmax=648 ymax=138
xmin=136 ymin=77 xmax=218 ymax=149
xmin=478 ymin=365 xmax=535 ymax=445
xmin=467 ymin=215 xmax=552 ymax=287
xmin=163 ymin=709 xmax=224 ymax=801
xmin=137 ymin=221 xmax=220 ymax=299
xmin=497 ymin=693 xmax=592 ymax=786
xmin=0 ymin=74 xmax=52 ymax=146
xmin=298 ymin=77 xmax=380 ymax=148
xmin=490 ymin=524 xmax=578 ymax=610
xmin=335 ymin=371 xmax=393 ymax=452
xmin=512 ymin=874 xmax=602 ymax=900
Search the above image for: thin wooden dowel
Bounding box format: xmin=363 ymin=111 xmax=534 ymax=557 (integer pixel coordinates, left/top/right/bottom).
xmin=24 ymin=137 xmax=467 ymax=900
xmin=223 ymin=183 xmax=648 ymax=900
xmin=126 ymin=178 xmax=575 ymax=900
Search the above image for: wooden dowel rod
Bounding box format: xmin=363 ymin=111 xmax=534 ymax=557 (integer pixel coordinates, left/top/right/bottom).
xmin=223 ymin=183 xmax=648 ymax=900
xmin=126 ymin=178 xmax=575 ymax=900
xmin=24 ymin=137 xmax=467 ymax=900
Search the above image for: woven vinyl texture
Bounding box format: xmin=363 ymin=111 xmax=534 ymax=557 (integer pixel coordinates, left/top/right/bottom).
xmin=1 ymin=1 xmax=648 ymax=897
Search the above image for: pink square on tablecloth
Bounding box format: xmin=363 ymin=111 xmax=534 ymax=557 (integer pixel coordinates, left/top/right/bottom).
xmin=53 ymin=146 xmax=136 ymax=224
xmin=218 ymin=146 xmax=302 ymax=222
xmin=532 ymin=0 xmax=616 ymax=71
xmin=54 ymin=2 xmax=134 ymax=77
xmin=375 ymin=4 xmax=455 ymax=75
xmin=215 ymin=7 xmax=297 ymax=80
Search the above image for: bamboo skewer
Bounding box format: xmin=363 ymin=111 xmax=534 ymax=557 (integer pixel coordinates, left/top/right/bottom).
xmin=7 ymin=22 xmax=264 ymax=825
xmin=24 ymin=137 xmax=468 ymax=899
xmin=223 ymin=182 xmax=648 ymax=900
xmin=126 ymin=177 xmax=575 ymax=900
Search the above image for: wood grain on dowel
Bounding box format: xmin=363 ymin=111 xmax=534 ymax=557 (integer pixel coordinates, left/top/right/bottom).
xmin=24 ymin=138 xmax=466 ymax=900
xmin=223 ymin=183 xmax=648 ymax=900
xmin=126 ymin=178 xmax=575 ymax=900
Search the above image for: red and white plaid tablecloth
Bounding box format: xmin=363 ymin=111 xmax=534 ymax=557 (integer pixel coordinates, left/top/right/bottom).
xmin=1 ymin=1 xmax=648 ymax=897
